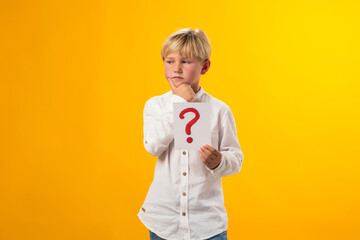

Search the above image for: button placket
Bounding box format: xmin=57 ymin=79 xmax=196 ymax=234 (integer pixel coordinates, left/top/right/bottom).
xmin=179 ymin=150 xmax=189 ymax=234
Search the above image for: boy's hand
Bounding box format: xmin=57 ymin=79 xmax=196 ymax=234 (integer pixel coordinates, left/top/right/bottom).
xmin=167 ymin=78 xmax=196 ymax=102
xmin=199 ymin=144 xmax=222 ymax=170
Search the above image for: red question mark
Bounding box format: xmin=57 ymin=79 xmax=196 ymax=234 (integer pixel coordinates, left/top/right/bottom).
xmin=179 ymin=108 xmax=200 ymax=143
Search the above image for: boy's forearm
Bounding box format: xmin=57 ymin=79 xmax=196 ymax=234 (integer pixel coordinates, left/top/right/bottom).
xmin=144 ymin=122 xmax=174 ymax=157
xmin=143 ymin=95 xmax=187 ymax=157
xmin=143 ymin=109 xmax=174 ymax=157
xmin=208 ymin=107 xmax=244 ymax=177
xmin=219 ymin=149 xmax=244 ymax=176
xmin=206 ymin=146 xmax=243 ymax=177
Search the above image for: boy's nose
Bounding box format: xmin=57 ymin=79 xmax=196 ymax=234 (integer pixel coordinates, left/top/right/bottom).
xmin=174 ymin=63 xmax=182 ymax=73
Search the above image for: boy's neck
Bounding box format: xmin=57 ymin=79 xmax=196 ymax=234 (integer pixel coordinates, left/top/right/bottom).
xmin=192 ymin=85 xmax=201 ymax=93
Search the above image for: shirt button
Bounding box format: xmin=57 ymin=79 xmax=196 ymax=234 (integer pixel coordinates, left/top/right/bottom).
xmin=145 ymin=140 xmax=148 ymax=144
xmin=183 ymin=151 xmax=186 ymax=155
xmin=182 ymin=192 xmax=186 ymax=196
xmin=183 ymin=172 xmax=187 ymax=176
xmin=182 ymin=212 xmax=186 ymax=216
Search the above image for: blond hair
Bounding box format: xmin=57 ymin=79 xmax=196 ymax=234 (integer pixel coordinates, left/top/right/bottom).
xmin=161 ymin=28 xmax=211 ymax=63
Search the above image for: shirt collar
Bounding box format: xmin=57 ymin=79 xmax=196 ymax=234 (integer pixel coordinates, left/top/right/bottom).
xmin=194 ymin=86 xmax=205 ymax=101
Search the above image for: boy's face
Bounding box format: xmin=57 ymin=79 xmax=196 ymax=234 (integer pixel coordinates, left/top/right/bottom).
xmin=164 ymin=52 xmax=210 ymax=91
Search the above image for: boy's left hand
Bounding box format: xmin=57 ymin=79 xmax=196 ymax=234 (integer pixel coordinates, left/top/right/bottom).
xmin=199 ymin=144 xmax=222 ymax=170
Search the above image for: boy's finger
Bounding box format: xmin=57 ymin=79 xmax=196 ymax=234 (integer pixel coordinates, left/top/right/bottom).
xmin=200 ymin=146 xmax=213 ymax=159
xmin=203 ymin=144 xmax=219 ymax=157
xmin=199 ymin=148 xmax=208 ymax=160
xmin=167 ymin=78 xmax=178 ymax=89
xmin=203 ymin=144 xmax=214 ymax=150
xmin=199 ymin=151 xmax=212 ymax=166
xmin=199 ymin=151 xmax=206 ymax=163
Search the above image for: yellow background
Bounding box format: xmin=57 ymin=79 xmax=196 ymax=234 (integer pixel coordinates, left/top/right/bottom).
xmin=1 ymin=0 xmax=359 ymax=239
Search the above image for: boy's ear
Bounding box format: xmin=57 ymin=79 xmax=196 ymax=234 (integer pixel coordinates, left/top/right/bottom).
xmin=201 ymin=60 xmax=211 ymax=75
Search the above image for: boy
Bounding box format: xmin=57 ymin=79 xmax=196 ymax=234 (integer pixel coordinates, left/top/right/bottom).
xmin=138 ymin=28 xmax=244 ymax=240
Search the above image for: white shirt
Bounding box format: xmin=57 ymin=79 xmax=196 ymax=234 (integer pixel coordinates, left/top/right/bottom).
xmin=138 ymin=86 xmax=244 ymax=240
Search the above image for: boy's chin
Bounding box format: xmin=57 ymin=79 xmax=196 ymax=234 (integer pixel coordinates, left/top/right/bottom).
xmin=172 ymin=80 xmax=185 ymax=88
xmin=173 ymin=82 xmax=182 ymax=88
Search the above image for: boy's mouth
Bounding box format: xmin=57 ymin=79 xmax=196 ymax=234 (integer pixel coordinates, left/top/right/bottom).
xmin=173 ymin=77 xmax=183 ymax=80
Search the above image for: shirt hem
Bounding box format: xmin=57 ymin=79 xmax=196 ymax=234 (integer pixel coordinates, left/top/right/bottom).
xmin=201 ymin=228 xmax=228 ymax=240
xmin=138 ymin=211 xmax=228 ymax=240
xmin=138 ymin=212 xmax=171 ymax=240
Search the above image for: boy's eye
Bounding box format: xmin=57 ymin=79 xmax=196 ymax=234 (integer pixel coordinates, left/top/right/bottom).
xmin=166 ymin=60 xmax=191 ymax=64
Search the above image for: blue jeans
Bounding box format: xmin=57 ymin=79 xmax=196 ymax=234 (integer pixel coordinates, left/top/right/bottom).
xmin=149 ymin=230 xmax=228 ymax=240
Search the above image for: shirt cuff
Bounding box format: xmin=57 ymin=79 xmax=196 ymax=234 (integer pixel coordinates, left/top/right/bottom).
xmin=172 ymin=94 xmax=187 ymax=103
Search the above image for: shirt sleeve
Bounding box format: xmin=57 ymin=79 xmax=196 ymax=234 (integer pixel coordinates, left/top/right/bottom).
xmin=143 ymin=94 xmax=187 ymax=157
xmin=207 ymin=106 xmax=244 ymax=177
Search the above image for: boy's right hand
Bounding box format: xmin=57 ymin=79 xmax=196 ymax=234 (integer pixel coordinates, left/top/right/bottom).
xmin=167 ymin=78 xmax=196 ymax=102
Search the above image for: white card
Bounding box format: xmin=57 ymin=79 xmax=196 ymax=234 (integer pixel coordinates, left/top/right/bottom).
xmin=174 ymin=102 xmax=211 ymax=150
